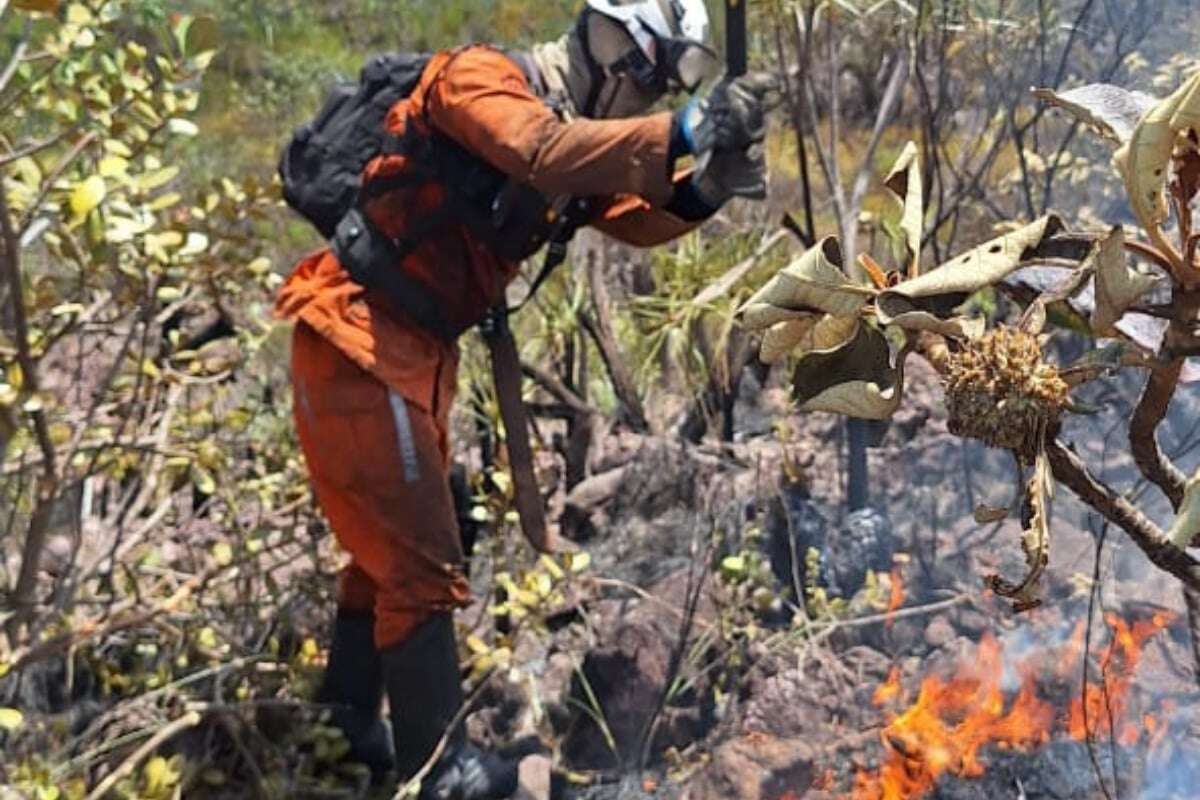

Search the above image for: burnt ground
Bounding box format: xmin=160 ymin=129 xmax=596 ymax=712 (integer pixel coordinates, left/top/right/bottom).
xmin=463 ymin=353 xmax=1200 ymax=800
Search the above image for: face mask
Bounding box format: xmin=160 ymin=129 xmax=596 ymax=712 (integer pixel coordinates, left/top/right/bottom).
xmin=592 ymin=72 xmax=663 ymax=118
xmin=579 ymin=10 xmax=717 ymax=117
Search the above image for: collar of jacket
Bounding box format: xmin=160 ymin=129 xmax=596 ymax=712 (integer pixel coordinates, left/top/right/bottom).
xmin=521 ymin=38 xmax=578 ymax=120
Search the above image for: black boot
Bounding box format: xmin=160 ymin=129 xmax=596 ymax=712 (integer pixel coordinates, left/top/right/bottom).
xmin=317 ymin=609 xmax=395 ymax=779
xmin=381 ymin=613 xmax=518 ymax=800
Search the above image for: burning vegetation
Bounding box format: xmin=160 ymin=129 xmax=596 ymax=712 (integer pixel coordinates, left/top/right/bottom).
xmin=851 ymin=613 xmax=1176 ymax=800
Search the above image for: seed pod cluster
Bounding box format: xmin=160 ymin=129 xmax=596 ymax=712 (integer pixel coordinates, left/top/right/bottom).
xmin=943 ymin=326 xmax=1068 ymax=462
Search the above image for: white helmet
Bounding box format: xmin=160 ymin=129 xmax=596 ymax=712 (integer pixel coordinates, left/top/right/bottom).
xmin=584 ymin=0 xmax=716 ymax=93
xmin=586 ymin=0 xmax=711 ymax=60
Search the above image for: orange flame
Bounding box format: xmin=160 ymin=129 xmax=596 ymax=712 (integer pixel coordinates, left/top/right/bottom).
xmin=1067 ymin=612 xmax=1171 ymax=744
xmin=851 ymin=613 xmax=1173 ymax=800
xmin=873 ymin=666 xmax=903 ymax=707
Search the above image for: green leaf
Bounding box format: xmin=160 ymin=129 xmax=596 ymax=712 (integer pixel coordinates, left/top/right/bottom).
xmin=721 ymin=555 xmax=747 ymax=580
xmin=247 ymin=257 xmax=272 ymax=275
xmin=69 ymin=176 xmax=106 ymax=221
xmin=212 ymin=542 xmax=233 ymax=567
xmin=192 ymin=465 xmax=216 ymax=495
xmin=183 ymin=16 xmax=220 ymax=58
xmin=136 ymin=166 xmax=180 ymax=192
xmin=0 ymin=708 xmax=24 ymax=730
xmin=178 ymin=232 xmax=209 ymax=258
xmin=143 ymin=756 xmax=181 ymax=794
xmin=166 ymin=118 xmax=199 ymax=137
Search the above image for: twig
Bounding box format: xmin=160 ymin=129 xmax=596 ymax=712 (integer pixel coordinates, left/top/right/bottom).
xmin=691 ymin=229 xmax=789 ymax=308
xmin=0 ymin=125 xmax=77 ymax=166
xmin=589 ymin=577 xmax=716 ymax=632
xmin=17 ymin=131 xmax=98 ymax=235
xmin=520 ymin=361 xmax=597 ymax=418
xmin=218 ymin=714 xmax=268 ymax=799
xmin=0 ymin=36 xmax=27 ymax=99
xmin=846 ymin=54 xmax=910 ymax=229
xmin=83 ymin=711 xmax=202 ymax=800
xmin=638 ymin=524 xmax=714 ymax=769
xmin=12 ymin=574 xmax=202 ymax=671
xmin=1125 ymin=239 xmax=1178 ymax=274
xmin=1046 ymin=439 xmax=1200 ymax=593
xmin=1082 ymin=520 xmax=1118 ymax=800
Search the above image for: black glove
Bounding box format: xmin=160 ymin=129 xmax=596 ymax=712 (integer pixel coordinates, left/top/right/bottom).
xmin=677 ymin=72 xmax=779 ymax=156
xmin=692 ymin=141 xmax=768 ymax=206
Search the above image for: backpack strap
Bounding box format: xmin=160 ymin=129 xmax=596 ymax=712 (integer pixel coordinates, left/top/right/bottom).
xmin=507 ymin=196 xmax=595 ymax=312
xmin=331 ymin=208 xmax=462 ymax=342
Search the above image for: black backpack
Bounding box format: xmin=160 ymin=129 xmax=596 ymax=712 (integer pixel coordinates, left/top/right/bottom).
xmin=278 ymin=52 xmax=429 ymax=240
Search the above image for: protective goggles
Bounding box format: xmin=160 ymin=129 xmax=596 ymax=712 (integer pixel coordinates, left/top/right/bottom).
xmin=598 ymin=15 xmax=719 ymax=94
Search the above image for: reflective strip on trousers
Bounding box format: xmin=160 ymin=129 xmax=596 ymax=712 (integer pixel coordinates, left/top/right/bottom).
xmin=388 ymin=390 xmax=422 ymax=483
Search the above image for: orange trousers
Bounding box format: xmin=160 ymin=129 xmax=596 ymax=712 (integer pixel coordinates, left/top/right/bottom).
xmin=291 ymin=322 xmax=470 ymax=648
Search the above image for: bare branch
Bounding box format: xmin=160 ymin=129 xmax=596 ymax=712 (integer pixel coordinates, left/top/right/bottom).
xmin=581 ymin=248 xmax=649 ymax=433
xmin=1129 ymin=359 xmax=1187 ymax=510
xmin=520 ymin=361 xmax=597 ymax=418
xmin=1 ymin=157 xmax=61 ymax=645
xmin=691 ymin=228 xmax=789 ymax=308
xmin=82 ymin=711 xmax=203 ymax=800
xmin=847 ymin=54 xmax=910 ymax=220
xmin=1046 ymin=439 xmax=1200 ymax=593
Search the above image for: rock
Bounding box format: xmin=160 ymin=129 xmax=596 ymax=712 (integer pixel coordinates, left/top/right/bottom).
xmin=949 ymin=607 xmax=992 ymax=638
xmin=743 ymin=645 xmax=891 ymax=739
xmin=686 ymin=733 xmax=815 ymax=800
xmin=828 ymin=508 xmax=895 ymax=596
xmin=923 ymin=615 xmax=957 ymax=649
xmin=559 ymin=569 xmax=717 ymax=769
xmin=767 ymin=491 xmax=898 ymax=604
xmin=562 ymin=467 xmax=629 ymax=541
xmin=766 ymin=481 xmax=831 ymax=602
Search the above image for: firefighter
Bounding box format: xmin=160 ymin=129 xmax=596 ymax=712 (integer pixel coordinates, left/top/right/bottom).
xmin=275 ymin=0 xmax=776 ymax=796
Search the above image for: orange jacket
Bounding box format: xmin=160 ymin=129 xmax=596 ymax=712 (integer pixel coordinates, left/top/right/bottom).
xmin=276 ymin=46 xmax=704 ymax=417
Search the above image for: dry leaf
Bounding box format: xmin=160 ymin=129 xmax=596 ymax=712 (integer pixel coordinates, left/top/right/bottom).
xmin=13 ymin=0 xmax=60 ymax=12
xmin=883 ymin=140 xmax=924 ymax=278
xmin=1090 ymin=226 xmax=1160 ymax=336
xmin=1033 ymin=84 xmax=1159 ymax=145
xmin=974 ymin=505 xmax=1009 ymax=524
xmin=760 ymin=313 xmax=858 ymax=365
xmin=791 ymin=323 xmax=904 ymax=419
xmin=878 ymin=216 xmax=1068 ymax=339
xmin=1114 ymin=72 xmax=1200 ymax=247
xmin=739 ymin=237 xmax=870 ymax=321
xmin=987 ymin=448 xmax=1053 ymax=612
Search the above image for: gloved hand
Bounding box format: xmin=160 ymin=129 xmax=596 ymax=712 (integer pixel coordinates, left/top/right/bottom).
xmin=692 ymin=141 xmax=768 ymax=206
xmin=677 ymin=72 xmax=780 ymax=156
